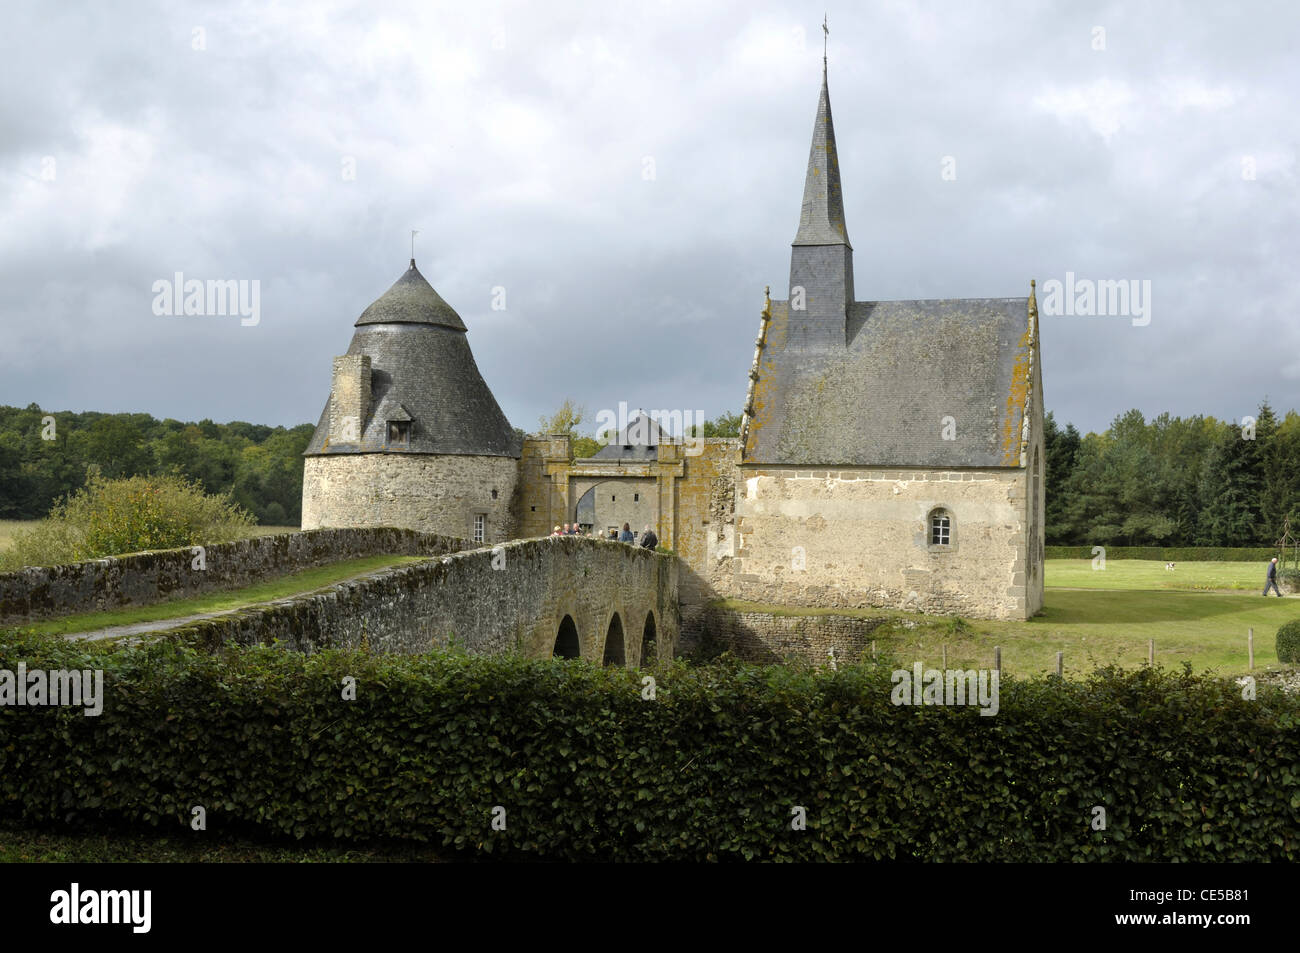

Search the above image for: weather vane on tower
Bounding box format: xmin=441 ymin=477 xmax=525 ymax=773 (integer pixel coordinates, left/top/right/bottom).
xmin=823 ymin=13 xmax=828 ymax=67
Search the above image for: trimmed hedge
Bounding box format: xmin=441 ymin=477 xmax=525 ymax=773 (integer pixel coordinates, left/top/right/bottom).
xmin=1277 ymin=621 xmax=1300 ymax=664
xmin=1045 ymin=546 xmax=1277 ymax=562
xmin=0 ymin=633 xmax=1296 ymax=861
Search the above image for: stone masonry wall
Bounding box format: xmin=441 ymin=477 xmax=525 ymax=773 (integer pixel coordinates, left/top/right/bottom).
xmin=302 ymin=453 xmax=518 ymax=543
xmin=166 ymin=535 xmax=679 ymax=664
xmin=0 ymin=528 xmax=465 ymax=623
xmin=730 ymin=466 xmax=1031 ymax=620
xmin=680 ymin=605 xmax=889 ymax=665
xmin=513 ymin=436 xmax=569 ymax=539
xmin=672 ymin=440 xmax=742 ymax=633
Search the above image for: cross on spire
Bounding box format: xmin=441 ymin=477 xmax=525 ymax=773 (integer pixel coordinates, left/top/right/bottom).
xmin=822 ymin=14 xmax=828 ymax=70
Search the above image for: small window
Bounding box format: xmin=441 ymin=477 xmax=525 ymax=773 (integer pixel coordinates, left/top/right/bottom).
xmin=491 ymin=489 xmax=498 ymax=500
xmin=634 ymin=493 xmax=639 ymax=502
xmin=473 ymin=514 xmax=485 ymax=544
xmin=387 ymin=421 xmax=411 ymax=445
xmin=611 ymin=495 xmax=616 ymax=502
xmin=530 ymin=506 xmax=536 ymax=512
xmin=623 ymin=445 xmax=632 ymax=451
xmin=930 ymin=510 xmax=951 ymax=546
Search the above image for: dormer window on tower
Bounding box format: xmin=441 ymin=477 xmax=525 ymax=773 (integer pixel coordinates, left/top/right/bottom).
xmin=387 ymin=420 xmax=411 ymax=446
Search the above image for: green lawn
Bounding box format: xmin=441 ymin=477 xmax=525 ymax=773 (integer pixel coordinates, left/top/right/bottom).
xmin=1046 ymin=558 xmax=1275 ymax=591
xmin=721 ymin=559 xmax=1298 ymax=678
xmin=18 ymin=554 xmax=429 ymax=637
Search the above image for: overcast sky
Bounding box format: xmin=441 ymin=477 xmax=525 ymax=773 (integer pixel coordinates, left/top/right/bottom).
xmin=2 ymin=0 xmax=1297 ymax=437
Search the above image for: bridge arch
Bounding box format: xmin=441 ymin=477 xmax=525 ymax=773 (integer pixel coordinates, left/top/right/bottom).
xmin=553 ymin=614 xmax=581 ymax=659
xmin=640 ymin=610 xmax=658 ymax=667
xmin=602 ymin=611 xmax=626 ymax=666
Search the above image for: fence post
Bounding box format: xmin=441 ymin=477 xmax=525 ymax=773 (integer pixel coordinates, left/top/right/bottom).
xmin=994 ymin=645 xmax=1001 ymax=674
xmin=871 ymin=640 xmax=876 ymax=660
xmin=1148 ymin=639 xmax=1154 ymax=667
xmin=1248 ymin=628 xmax=1254 ymax=670
xmin=1055 ymin=650 xmax=1063 ymax=678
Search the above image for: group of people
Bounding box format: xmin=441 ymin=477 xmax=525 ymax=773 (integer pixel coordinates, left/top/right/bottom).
xmin=551 ymin=521 xmax=659 ymax=549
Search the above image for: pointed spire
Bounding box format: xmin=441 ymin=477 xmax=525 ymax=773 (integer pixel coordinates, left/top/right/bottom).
xmin=793 ymin=56 xmax=851 ymax=248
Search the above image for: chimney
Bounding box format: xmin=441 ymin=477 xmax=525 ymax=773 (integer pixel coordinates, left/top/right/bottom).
xmin=329 ymin=354 xmax=370 ymax=445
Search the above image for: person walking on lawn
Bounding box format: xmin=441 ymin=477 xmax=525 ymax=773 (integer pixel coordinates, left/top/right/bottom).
xmin=1264 ymin=557 xmax=1284 ymax=597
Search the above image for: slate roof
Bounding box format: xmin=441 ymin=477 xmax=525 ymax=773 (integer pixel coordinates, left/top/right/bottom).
xmin=355 ymin=262 xmax=467 ymax=330
xmin=744 ymin=296 xmax=1034 ymax=468
xmin=793 ymin=65 xmax=851 ymax=249
xmin=590 ymin=412 xmax=672 ymax=461
xmin=305 ymin=261 xmax=520 ymax=458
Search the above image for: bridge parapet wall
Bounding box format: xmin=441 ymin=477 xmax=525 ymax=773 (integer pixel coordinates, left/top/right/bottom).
xmin=0 ymin=528 xmax=467 ymax=624
xmin=166 ymin=536 xmax=679 ymax=664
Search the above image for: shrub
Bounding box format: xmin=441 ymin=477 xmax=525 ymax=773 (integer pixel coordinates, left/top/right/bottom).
xmin=0 ymin=633 xmax=1296 ymax=861
xmin=1277 ymin=620 xmax=1300 ymax=664
xmin=1 ymin=473 xmax=256 ymax=570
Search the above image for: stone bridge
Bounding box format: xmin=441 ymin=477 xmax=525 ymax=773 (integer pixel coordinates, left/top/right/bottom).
xmin=170 ymin=534 xmax=680 ymax=665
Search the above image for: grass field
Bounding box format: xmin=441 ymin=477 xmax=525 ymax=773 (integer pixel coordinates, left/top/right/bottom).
xmin=0 ymin=520 xmax=298 ymax=552
xmin=1047 ymin=558 xmax=1275 ymax=591
xmin=723 ymin=559 xmax=1298 ymax=678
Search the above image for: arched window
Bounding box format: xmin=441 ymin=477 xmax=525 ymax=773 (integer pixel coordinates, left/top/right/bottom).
xmin=929 ymin=508 xmax=952 ymax=547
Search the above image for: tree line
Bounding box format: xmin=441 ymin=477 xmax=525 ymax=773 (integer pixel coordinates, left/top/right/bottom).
xmin=0 ymin=404 xmax=312 ymax=525
xmin=1046 ymin=402 xmax=1300 ymax=547
xmin=7 ymin=397 xmax=1295 ymax=547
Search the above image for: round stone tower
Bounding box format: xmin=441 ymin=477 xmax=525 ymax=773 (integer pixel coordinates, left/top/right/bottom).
xmin=301 ymin=260 xmax=520 ymax=543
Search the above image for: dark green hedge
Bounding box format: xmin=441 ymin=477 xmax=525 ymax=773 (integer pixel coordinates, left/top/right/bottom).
xmin=1277 ymin=621 xmax=1300 ymax=664
xmin=1045 ymin=545 xmax=1278 ymax=562
xmin=1 ymin=633 xmax=1296 ymax=861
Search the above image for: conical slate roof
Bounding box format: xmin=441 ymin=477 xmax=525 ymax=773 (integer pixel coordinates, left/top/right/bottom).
xmin=793 ymin=64 xmax=851 ymax=248
xmin=355 ymin=261 xmax=467 ymax=330
xmin=305 ymin=261 xmax=520 ymax=458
